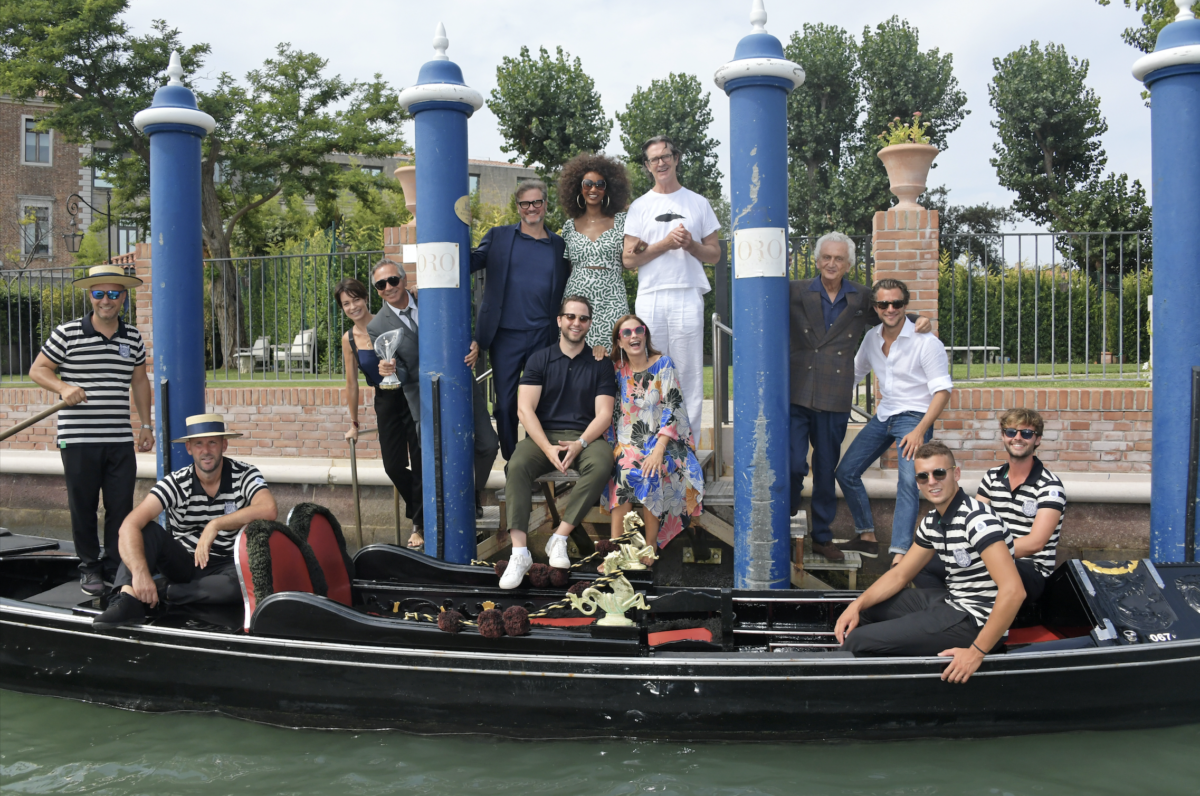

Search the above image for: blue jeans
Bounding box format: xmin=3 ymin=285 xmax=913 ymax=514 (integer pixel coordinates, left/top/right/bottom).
xmin=834 ymin=411 xmax=932 ymax=555
xmin=789 ymin=405 xmax=850 ymax=545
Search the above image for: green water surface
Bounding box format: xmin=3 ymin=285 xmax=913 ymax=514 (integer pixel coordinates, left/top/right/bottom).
xmin=2 ymin=690 xmax=1198 ymax=795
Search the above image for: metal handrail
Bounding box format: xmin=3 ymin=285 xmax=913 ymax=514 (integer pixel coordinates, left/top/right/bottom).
xmin=711 ymin=313 xmax=732 ymax=479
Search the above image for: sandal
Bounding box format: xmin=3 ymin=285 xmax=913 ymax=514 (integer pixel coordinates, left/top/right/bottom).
xmin=407 ymin=533 xmax=425 ymax=550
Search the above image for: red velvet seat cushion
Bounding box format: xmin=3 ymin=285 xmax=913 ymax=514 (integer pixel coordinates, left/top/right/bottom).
xmin=307 ymin=514 xmax=352 ymax=606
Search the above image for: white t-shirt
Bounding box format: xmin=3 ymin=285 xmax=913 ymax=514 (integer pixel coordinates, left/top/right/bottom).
xmin=624 ymin=186 xmax=720 ymax=294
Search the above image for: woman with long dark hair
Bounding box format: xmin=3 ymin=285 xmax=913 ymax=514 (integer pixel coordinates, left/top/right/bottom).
xmin=558 ymin=152 xmax=632 ymax=357
xmin=335 ymin=277 xmax=378 ymax=443
xmin=603 ymin=315 xmax=704 ymax=558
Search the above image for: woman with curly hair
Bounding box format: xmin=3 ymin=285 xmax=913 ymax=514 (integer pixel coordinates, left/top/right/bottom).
xmin=558 ymin=152 xmax=632 ymax=357
xmin=602 ymin=315 xmax=704 ymax=561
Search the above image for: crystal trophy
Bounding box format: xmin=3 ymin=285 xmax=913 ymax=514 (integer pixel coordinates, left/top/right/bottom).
xmin=374 ymin=329 xmax=402 ymax=390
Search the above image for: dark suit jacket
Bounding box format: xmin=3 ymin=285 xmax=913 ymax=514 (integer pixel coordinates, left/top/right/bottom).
xmin=367 ymin=293 xmax=421 ymax=427
xmin=789 ymin=278 xmax=877 ymax=413
xmin=470 ymin=223 xmax=570 ymax=351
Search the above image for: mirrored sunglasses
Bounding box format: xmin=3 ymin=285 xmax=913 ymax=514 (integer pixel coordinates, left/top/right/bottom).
xmin=91 ymin=290 xmax=125 ymax=300
xmin=619 ymin=325 xmax=646 ymax=338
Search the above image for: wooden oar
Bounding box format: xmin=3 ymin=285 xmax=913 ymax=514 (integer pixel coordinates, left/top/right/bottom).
xmin=349 ymin=426 xmax=378 ymax=551
xmin=0 ymin=400 xmax=69 ymax=443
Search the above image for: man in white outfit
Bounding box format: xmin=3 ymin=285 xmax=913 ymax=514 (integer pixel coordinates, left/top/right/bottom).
xmin=622 ymin=136 xmax=721 ymax=444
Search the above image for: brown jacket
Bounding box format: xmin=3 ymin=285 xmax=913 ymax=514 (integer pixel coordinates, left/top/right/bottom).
xmin=789 ymin=278 xmax=878 ymax=413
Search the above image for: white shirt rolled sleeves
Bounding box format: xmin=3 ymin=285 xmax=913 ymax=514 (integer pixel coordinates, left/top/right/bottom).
xmin=853 ymin=318 xmax=953 ymax=420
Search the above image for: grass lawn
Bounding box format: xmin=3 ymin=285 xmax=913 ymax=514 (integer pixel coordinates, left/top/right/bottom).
xmin=948 ymin=361 xmax=1145 ymax=381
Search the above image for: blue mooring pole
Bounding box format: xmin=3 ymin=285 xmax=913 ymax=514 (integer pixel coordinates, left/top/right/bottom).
xmin=399 ymin=25 xmax=482 ymax=563
xmin=133 ymin=53 xmax=215 ymax=478
xmin=716 ymin=1 xmax=804 ymax=588
xmin=1135 ymin=2 xmax=1200 ymax=563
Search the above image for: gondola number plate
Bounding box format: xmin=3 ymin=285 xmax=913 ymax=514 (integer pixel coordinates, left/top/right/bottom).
xmin=734 ymin=228 xmax=787 ymax=279
xmin=414 ymin=242 xmax=460 ymax=289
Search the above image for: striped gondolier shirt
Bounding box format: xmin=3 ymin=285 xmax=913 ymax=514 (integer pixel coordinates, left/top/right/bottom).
xmin=915 ymin=489 xmax=1014 ymax=627
xmin=977 ymin=457 xmax=1066 ymax=578
xmin=149 ymin=459 xmax=268 ymax=556
xmin=40 ymin=314 xmax=146 ymax=446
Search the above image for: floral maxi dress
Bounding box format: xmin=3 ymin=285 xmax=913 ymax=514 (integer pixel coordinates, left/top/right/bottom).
xmin=562 ymin=212 xmax=630 ymax=350
xmin=603 ymin=355 xmax=705 ymax=548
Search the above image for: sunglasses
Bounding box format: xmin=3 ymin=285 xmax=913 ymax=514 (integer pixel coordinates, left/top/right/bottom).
xmin=619 ymin=325 xmax=646 ymax=338
xmin=874 ymin=300 xmax=908 ymax=310
xmin=581 ymin=179 xmax=607 ymax=190
xmin=915 ymin=468 xmax=950 ymax=483
xmin=517 ymin=199 xmax=546 ymax=210
xmin=373 ymin=275 xmax=402 ymax=290
xmin=560 ymin=313 xmax=591 ymax=323
xmin=1002 ymin=428 xmax=1038 ymax=440
xmin=90 ymin=290 xmax=125 ymax=301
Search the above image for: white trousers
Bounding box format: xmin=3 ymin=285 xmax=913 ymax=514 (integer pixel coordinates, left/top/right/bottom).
xmin=635 ymin=287 xmax=705 ymax=445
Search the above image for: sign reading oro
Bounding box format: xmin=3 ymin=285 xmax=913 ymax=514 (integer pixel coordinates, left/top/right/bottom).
xmin=414 ymin=242 xmax=460 ymax=289
xmin=733 ymin=228 xmax=787 ymax=279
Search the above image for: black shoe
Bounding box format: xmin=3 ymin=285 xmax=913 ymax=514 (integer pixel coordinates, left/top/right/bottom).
xmin=92 ymin=592 xmax=146 ymax=629
xmin=476 ymin=491 xmax=485 ymax=520
xmin=811 ymin=540 xmax=846 ymax=562
xmin=80 ymin=571 xmax=105 ymax=596
xmin=838 ymin=537 xmax=880 ymax=559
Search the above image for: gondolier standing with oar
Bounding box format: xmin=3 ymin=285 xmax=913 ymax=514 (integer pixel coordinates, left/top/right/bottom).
xmin=28 ymin=265 xmax=154 ymax=596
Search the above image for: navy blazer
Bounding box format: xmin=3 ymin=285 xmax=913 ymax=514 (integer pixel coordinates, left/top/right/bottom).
xmin=470 ymin=223 xmax=570 ymax=351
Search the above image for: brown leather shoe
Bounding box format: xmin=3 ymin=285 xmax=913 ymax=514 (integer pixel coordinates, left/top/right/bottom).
xmin=837 ymin=537 xmax=879 ymax=559
xmin=810 ymin=540 xmax=845 ymax=562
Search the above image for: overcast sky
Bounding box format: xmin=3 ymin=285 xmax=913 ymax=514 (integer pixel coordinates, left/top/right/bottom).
xmin=126 ymin=0 xmax=1155 ymax=226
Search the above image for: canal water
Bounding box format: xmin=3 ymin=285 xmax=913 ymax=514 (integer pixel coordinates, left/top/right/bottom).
xmin=2 ymin=691 xmax=1197 ymax=795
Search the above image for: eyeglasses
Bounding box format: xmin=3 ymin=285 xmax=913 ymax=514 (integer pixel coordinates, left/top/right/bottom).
xmin=90 ymin=290 xmax=125 ymax=301
xmin=646 ymin=154 xmax=675 ymax=166
xmin=560 ymin=313 xmax=591 ymax=323
xmin=581 ymin=179 xmax=607 ymax=190
xmin=517 ymin=199 xmax=546 ymax=210
xmin=1002 ymin=428 xmax=1037 ymax=440
xmin=915 ymin=468 xmax=950 ymax=483
xmin=373 ymin=275 xmax=402 ymax=290
xmin=619 ymin=325 xmax=646 ymax=338
xmin=874 ymin=300 xmax=908 ymax=310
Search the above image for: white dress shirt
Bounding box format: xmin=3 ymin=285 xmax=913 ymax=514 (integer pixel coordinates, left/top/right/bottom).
xmin=854 ymin=318 xmax=953 ymax=420
xmin=387 ymin=292 xmax=419 ymax=331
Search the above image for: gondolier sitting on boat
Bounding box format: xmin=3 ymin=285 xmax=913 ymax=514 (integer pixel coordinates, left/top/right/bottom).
xmin=92 ymin=414 xmax=277 ymax=628
xmin=913 ymin=409 xmax=1065 ymax=606
xmin=835 ymin=442 xmax=1025 ymax=683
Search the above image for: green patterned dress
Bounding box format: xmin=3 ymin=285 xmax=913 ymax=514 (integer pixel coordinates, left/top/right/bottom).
xmin=562 ymin=212 xmax=630 ymax=350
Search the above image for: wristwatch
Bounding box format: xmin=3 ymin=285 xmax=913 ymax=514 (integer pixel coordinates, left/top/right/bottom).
xmin=577 ymin=437 xmax=589 ymax=449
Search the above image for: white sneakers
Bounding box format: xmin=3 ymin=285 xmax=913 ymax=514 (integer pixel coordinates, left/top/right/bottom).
xmin=546 ymin=534 xmax=571 ymax=569
xmin=499 ymin=552 xmax=532 ymax=589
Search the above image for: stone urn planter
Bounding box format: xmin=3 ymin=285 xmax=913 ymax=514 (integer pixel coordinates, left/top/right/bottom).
xmin=877 ymin=143 xmax=939 ymax=210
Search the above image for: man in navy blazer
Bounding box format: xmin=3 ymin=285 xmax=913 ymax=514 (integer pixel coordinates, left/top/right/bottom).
xmin=471 ymin=179 xmax=571 ymax=459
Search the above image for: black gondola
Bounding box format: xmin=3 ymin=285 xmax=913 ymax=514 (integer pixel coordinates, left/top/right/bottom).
xmin=3 ymin=520 xmax=1200 ymax=741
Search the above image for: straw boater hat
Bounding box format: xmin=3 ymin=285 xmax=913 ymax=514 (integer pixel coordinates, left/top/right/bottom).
xmin=73 ymin=264 xmax=143 ymax=290
xmin=172 ymin=413 xmax=244 ymax=443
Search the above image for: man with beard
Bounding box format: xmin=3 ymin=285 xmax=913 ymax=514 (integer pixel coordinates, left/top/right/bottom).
xmin=92 ymin=414 xmax=277 ymax=628
xmin=913 ymin=409 xmax=1065 ymax=604
xmin=499 ymin=296 xmax=616 ymax=589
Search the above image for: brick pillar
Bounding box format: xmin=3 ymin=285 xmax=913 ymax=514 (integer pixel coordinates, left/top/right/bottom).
xmin=871 ymin=209 xmax=940 ymax=331
xmin=383 ymin=224 xmax=418 ymax=286
xmin=132 ymin=241 xmax=154 ymax=371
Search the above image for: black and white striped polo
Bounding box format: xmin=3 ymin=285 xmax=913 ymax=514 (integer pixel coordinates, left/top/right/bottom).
xmin=977 ymin=457 xmax=1065 ymax=578
xmin=40 ymin=313 xmax=146 ymax=446
xmin=149 ymin=458 xmax=268 ymax=556
xmin=915 ymin=489 xmax=1014 ymax=626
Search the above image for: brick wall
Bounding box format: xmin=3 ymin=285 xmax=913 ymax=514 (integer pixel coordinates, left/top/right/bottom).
xmin=871 ymin=209 xmax=939 ymax=326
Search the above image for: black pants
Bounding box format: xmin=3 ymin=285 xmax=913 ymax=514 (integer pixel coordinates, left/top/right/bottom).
xmin=473 ymin=380 xmax=500 ymax=491
xmin=113 ymin=522 xmax=240 ymax=605
xmin=489 ymin=325 xmax=558 ymax=460
xmin=843 ymin=589 xmax=981 ymax=657
xmin=912 ymin=555 xmax=1047 ymax=605
xmin=61 ymin=443 xmax=136 ymax=577
xmin=375 ymin=387 xmax=424 ymax=529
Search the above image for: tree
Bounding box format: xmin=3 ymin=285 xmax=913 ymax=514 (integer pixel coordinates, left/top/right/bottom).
xmin=989 ymin=41 xmax=1108 ymax=227
xmin=1095 ymin=0 xmax=1200 ymax=53
xmin=1054 ymin=172 xmax=1152 ymax=275
xmin=924 ymin=187 xmax=1016 ymax=271
xmin=783 ymin=24 xmax=860 ymax=239
xmin=0 ymin=0 xmax=210 ymax=231
xmin=489 ymin=45 xmax=611 ymax=173
xmin=616 ymin=73 xmax=722 ymax=201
